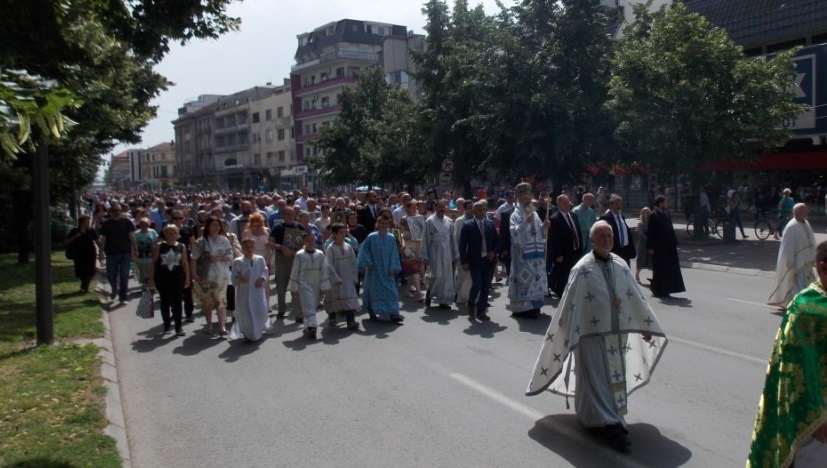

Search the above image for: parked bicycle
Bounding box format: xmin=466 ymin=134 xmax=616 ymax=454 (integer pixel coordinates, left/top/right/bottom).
xmin=685 ymin=207 xmax=726 ymax=239
xmin=753 ymin=215 xmax=774 ymax=240
xmin=753 ymin=213 xmax=791 ymax=240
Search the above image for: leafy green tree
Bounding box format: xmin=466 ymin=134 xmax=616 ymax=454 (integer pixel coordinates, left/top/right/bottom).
xmin=414 ymin=0 xmax=614 ymax=194
xmin=412 ymin=0 xmax=500 ymax=196
xmin=312 ymin=66 xmax=426 ymax=189
xmin=0 ymin=69 xmax=79 ymax=156
xmin=607 ymin=2 xmax=804 ymax=236
xmin=0 ymin=0 xmax=240 ymax=257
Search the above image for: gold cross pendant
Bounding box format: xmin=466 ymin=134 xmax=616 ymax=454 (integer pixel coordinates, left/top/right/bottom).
xmin=613 ymin=297 xmax=622 ymax=308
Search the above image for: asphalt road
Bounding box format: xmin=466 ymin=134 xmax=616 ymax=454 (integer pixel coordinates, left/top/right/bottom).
xmin=105 ymin=257 xmax=786 ymax=468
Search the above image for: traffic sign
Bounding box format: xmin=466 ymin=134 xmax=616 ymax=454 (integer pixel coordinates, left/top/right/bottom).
xmin=441 ymin=159 xmax=454 ymax=172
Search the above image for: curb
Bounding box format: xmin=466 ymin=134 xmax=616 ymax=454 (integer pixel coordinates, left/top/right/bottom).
xmin=679 ymin=261 xmax=774 ymax=278
xmin=96 ymin=283 xmax=132 ymax=468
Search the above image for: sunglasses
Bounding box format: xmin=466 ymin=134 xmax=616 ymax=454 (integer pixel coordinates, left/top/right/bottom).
xmin=172 ymin=216 xmax=184 ymax=220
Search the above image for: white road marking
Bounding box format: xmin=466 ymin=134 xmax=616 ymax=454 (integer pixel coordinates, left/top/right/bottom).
xmin=668 ymin=335 xmax=767 ymax=366
xmin=726 ymin=297 xmax=778 ymax=309
xmin=449 ymin=372 xmax=544 ymax=420
xmin=449 ymin=372 xmax=651 ymax=468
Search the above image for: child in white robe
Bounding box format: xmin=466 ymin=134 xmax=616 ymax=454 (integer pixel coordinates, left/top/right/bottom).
xmin=228 ymin=238 xmax=272 ymax=342
xmin=325 ymin=224 xmax=359 ymax=330
xmin=288 ymin=231 xmax=335 ymax=340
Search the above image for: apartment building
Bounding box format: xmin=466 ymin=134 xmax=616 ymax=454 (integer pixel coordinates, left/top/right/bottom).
xmin=173 ymin=82 xmax=294 ymax=191
xmin=604 ymin=0 xmax=675 ymax=39
xmin=141 ymin=141 xmax=177 ymax=189
xmin=174 ymin=100 xmax=219 ymax=188
xmin=290 ymin=19 xmax=422 ymax=191
xmin=109 ymin=150 xmax=135 ymax=189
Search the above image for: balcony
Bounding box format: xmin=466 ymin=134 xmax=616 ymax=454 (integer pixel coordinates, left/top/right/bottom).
xmin=294 ymin=76 xmax=357 ymax=97
xmin=320 ymin=50 xmax=379 ymax=64
xmin=294 ymin=104 xmax=342 ymax=120
xmin=296 ymin=133 xmax=319 ymax=143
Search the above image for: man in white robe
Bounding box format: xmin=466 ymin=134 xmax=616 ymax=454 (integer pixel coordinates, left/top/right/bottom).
xmin=768 ymin=203 xmax=817 ymax=309
xmin=421 ymin=199 xmax=459 ymax=309
xmin=453 ymin=199 xmax=473 ymax=307
xmin=527 ymin=221 xmax=668 ymax=451
xmin=288 ymin=232 xmax=336 ymax=340
xmin=228 ymin=238 xmax=273 ymax=342
xmin=508 ymin=182 xmax=549 ymax=319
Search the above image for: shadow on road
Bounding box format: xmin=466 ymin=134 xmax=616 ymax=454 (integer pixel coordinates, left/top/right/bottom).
xmin=420 ymin=306 xmax=460 ymax=325
xmin=511 ymin=313 xmax=552 ymax=335
xmin=653 ymin=296 xmax=693 ymax=308
xmin=218 ymin=339 xmax=264 ymax=362
xmin=463 ymin=319 xmax=508 ymax=338
xmin=528 ymin=414 xmax=692 ymax=467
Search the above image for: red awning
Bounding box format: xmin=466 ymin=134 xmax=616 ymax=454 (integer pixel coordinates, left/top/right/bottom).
xmin=702 ymin=151 xmax=827 ymax=171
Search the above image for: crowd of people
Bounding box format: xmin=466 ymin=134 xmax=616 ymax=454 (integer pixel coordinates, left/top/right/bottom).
xmin=64 ymin=181 xmax=827 ymax=462
xmin=68 ymin=184 xmax=688 ymax=328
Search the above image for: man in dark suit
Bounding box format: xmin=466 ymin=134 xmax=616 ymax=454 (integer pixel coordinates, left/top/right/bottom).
xmin=459 ymin=201 xmax=500 ymax=321
xmin=549 ymin=194 xmax=582 ymax=297
xmin=600 ymin=194 xmax=637 ymax=266
xmin=357 ymin=190 xmax=380 ymax=233
xmin=497 ymin=202 xmax=515 ymax=280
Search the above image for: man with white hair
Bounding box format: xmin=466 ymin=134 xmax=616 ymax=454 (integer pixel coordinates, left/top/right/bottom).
xmin=768 ymin=203 xmax=816 ymax=309
xmin=527 ymin=220 xmax=667 ymax=451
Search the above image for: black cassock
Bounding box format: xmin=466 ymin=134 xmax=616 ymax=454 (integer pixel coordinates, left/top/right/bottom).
xmin=645 ymin=209 xmax=685 ymax=296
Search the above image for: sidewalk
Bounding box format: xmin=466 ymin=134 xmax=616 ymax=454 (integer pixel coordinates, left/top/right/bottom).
xmin=633 ymin=214 xmax=827 ymax=278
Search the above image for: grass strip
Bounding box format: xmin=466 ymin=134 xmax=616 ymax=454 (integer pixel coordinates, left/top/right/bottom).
xmin=0 ymin=253 xmax=121 ymax=467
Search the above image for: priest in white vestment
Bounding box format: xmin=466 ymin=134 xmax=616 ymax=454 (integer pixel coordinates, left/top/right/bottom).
xmin=421 ymin=199 xmax=459 ymax=309
xmin=767 ymin=203 xmax=817 ymax=309
xmin=527 ymin=221 xmax=668 ymax=451
xmin=508 ymin=182 xmax=548 ymax=318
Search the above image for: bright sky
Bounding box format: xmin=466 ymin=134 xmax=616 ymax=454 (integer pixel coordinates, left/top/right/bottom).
xmin=118 ymin=0 xmax=505 ymax=155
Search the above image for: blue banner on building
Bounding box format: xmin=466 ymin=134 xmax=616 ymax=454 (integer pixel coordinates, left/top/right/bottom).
xmin=787 ymin=44 xmax=827 ymax=136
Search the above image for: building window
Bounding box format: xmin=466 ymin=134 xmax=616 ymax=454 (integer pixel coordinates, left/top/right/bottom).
xmin=321 ymin=96 xmax=329 ymax=108
xmin=265 ymin=130 xmax=273 ymax=142
xmin=265 ymin=109 xmax=272 ymax=121
xmin=253 ymin=153 xmax=261 ymax=165
xmin=225 ymin=158 xmax=237 ymax=166
xmin=311 ymin=123 xmax=317 ymax=134
xmin=278 ymin=151 xmax=285 ymax=162
xmin=252 ymin=133 xmax=259 ymax=143
xmin=336 ymin=67 xmax=344 ymax=78
xmin=306 ymin=148 xmax=311 ymax=157
xmin=290 ymin=128 xmax=294 ymax=138
xmin=252 ymin=112 xmax=260 ymax=123
xmin=277 ymin=129 xmax=285 ymax=140
xmin=378 ymin=26 xmax=385 ymax=36
xmin=267 ymin=151 xmax=274 ymax=161
xmin=351 ymin=67 xmax=360 ymax=78
xmin=277 ymin=107 xmax=284 ymax=118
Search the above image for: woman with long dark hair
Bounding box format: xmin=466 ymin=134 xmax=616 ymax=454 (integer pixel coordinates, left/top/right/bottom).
xmin=190 ymin=216 xmax=233 ymax=337
xmin=65 ymin=214 xmax=100 ymax=292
